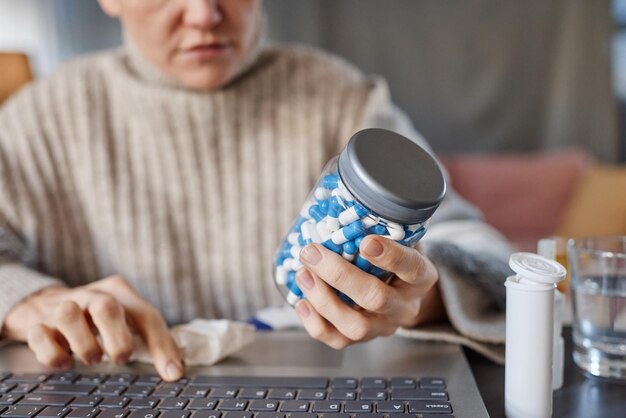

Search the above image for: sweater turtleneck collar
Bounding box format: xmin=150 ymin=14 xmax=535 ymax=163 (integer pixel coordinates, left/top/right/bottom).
xmin=122 ymin=14 xmax=268 ymax=92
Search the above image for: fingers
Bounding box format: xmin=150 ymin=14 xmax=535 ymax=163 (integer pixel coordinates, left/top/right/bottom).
xmin=359 ymin=235 xmax=438 ymax=291
xmin=53 ymin=301 xmax=103 ymax=366
xmin=128 ymin=305 xmax=183 ymax=382
xmin=87 ymin=294 xmax=134 ymax=364
xmin=294 ymin=299 xmax=352 ymax=349
xmin=295 ymin=268 xmax=393 ymax=342
xmin=300 ymin=244 xmax=398 ymax=314
xmin=27 ymin=324 xmax=72 ymax=369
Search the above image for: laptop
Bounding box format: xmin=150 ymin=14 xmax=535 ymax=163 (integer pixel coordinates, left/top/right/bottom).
xmin=0 ymin=330 xmax=488 ymax=418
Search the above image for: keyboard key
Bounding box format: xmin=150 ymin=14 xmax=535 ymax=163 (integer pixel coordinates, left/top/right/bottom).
xmin=10 ymin=385 xmax=36 ymax=395
xmin=288 ymin=413 xmax=316 ymax=418
xmin=35 ymin=385 xmax=97 ymax=396
xmin=248 ymin=400 xmax=278 ymax=412
xmin=97 ymin=409 xmax=129 ymax=418
xmin=124 ymin=386 xmax=154 ymax=398
xmin=105 ymin=375 xmax=137 ymax=386
xmin=134 ymin=377 xmax=161 ymax=387
xmin=152 ymin=385 xmax=182 ymax=398
xmin=187 ymin=400 xmax=217 ymax=410
xmin=4 ymin=375 xmax=49 ymax=385
xmin=0 ymin=395 xmax=21 ymax=405
xmin=419 ymin=378 xmax=446 ymax=390
xmin=330 ymin=379 xmax=357 ymax=389
xmin=421 ymin=415 xmax=454 ymax=418
xmin=99 ymin=397 xmax=130 ymax=409
xmin=360 ymin=379 xmax=386 ymax=390
xmin=329 ymin=390 xmax=356 ymax=401
xmin=237 ymin=389 xmax=266 ymax=400
xmin=66 ymin=408 xmax=100 ymax=418
xmin=37 ymin=407 xmax=71 ymax=418
xmin=319 ymin=414 xmax=350 ymax=418
xmin=189 ymin=377 xmax=327 ymax=389
xmin=159 ymin=412 xmax=189 ymax=418
xmin=179 ymin=388 xmax=207 ymax=399
xmin=221 ymin=413 xmax=252 ymax=418
xmin=157 ymin=399 xmax=188 ymax=410
xmin=128 ymin=397 xmax=159 ymax=409
xmin=376 ymin=401 xmax=405 ymax=413
xmin=128 ymin=410 xmax=160 ymax=418
xmin=20 ymin=395 xmax=73 ymax=406
xmin=389 ymin=378 xmax=415 ymax=389
xmin=47 ymin=374 xmax=80 ymax=385
xmin=254 ymin=413 xmax=284 ymax=418
xmin=189 ymin=412 xmax=221 ymax=418
xmin=354 ymin=414 xmax=383 ymax=418
xmin=311 ymin=401 xmax=341 ymax=413
xmin=95 ymin=386 xmax=126 ymax=397
xmin=1 ymin=406 xmax=41 ymax=417
xmin=279 ymin=401 xmax=309 ymax=412
xmin=217 ymin=400 xmax=247 ymax=411
xmin=0 ymin=375 xmax=10 ymax=383
xmin=344 ymin=401 xmax=371 ymax=413
xmin=391 ymin=389 xmax=448 ymax=401
xmin=71 ymin=396 xmax=103 ymax=408
xmin=267 ymin=389 xmax=296 ymax=400
xmin=297 ymin=390 xmax=325 ymax=400
xmin=208 ymin=389 xmax=237 ymax=399
xmin=0 ymin=385 xmax=15 ymax=395
xmin=77 ymin=375 xmax=108 ymax=385
xmin=408 ymin=400 xmax=453 ymax=414
xmin=359 ymin=390 xmax=386 ymax=401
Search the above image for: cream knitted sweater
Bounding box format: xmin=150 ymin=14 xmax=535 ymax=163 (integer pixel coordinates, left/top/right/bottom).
xmin=0 ymin=44 xmax=511 ymax=362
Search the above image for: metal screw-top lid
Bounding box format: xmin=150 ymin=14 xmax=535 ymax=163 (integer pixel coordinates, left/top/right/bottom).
xmin=338 ymin=128 xmax=446 ymax=224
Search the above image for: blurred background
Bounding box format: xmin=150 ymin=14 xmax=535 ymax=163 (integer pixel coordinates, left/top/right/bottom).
xmin=0 ymin=0 xmax=624 ymax=248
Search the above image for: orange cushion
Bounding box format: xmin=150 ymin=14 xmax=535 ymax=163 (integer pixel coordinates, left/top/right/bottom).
xmin=556 ymin=165 xmax=626 ymax=237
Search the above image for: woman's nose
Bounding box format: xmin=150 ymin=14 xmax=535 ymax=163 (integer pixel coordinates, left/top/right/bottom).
xmin=183 ymin=0 xmax=223 ymax=29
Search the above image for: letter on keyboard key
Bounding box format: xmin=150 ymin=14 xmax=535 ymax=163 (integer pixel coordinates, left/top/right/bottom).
xmin=279 ymin=401 xmax=309 ymax=412
xmin=408 ymin=400 xmax=453 ymax=414
xmin=419 ymin=378 xmax=446 ymax=389
xmin=157 ymin=399 xmax=188 ymax=410
xmin=128 ymin=409 xmax=160 ymax=418
xmin=36 ymin=407 xmax=71 ymax=418
xmin=1 ymin=406 xmax=41 ymax=418
xmin=98 ymin=409 xmax=129 ymax=418
xmin=187 ymin=400 xmax=217 ymax=410
xmin=158 ymin=411 xmax=190 ymax=418
xmin=66 ymin=408 xmax=100 ymax=418
xmin=0 ymin=395 xmax=21 ymax=406
xmin=189 ymin=412 xmax=221 ymax=418
xmin=128 ymin=397 xmax=160 ymax=409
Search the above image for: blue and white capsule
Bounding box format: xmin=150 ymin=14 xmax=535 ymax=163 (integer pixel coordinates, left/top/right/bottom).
xmin=331 ymin=220 xmax=365 ymax=245
xmin=338 ymin=204 xmax=368 ymax=226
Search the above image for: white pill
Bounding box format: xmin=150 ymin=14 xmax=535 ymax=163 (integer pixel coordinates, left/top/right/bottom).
xmin=362 ymin=215 xmax=379 ymax=228
xmin=302 ymin=220 xmax=321 ymax=243
xmin=324 ymin=216 xmax=340 ymax=232
xmin=275 ymin=266 xmax=288 ymax=285
xmin=286 ymin=291 xmax=301 ymax=306
xmin=287 ymin=232 xmax=300 ymax=245
xmin=299 ymin=200 xmax=315 ymax=218
xmin=290 ymin=245 xmax=302 ymax=259
xmin=342 ymin=252 xmax=355 ymax=262
xmin=316 ymin=220 xmax=333 ymax=242
xmin=386 ymin=222 xmax=405 ymax=241
xmin=314 ymin=187 xmax=331 ymax=201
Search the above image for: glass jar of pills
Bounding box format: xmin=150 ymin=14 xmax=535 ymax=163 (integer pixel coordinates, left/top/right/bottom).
xmin=274 ymin=128 xmax=446 ymax=306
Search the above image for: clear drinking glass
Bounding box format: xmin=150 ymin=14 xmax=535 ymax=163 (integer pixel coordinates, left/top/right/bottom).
xmin=568 ymin=236 xmax=626 ymax=379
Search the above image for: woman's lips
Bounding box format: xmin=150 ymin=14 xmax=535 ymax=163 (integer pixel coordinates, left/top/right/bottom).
xmin=179 ymin=42 xmax=232 ymax=60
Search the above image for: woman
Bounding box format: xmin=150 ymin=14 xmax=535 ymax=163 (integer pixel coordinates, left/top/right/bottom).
xmin=0 ymin=0 xmax=509 ymax=381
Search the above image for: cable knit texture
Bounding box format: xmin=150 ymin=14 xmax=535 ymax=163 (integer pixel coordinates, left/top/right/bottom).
xmin=0 ymin=45 xmax=510 ymax=363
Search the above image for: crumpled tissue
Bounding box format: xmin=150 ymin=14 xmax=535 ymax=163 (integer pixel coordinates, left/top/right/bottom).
xmin=127 ymin=319 xmax=255 ymax=366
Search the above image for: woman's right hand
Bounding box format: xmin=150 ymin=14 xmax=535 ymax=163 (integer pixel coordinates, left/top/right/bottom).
xmin=1 ymin=275 xmax=184 ymax=381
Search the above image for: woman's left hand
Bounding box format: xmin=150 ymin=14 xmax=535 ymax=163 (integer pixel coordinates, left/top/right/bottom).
xmin=294 ymin=234 xmax=441 ymax=349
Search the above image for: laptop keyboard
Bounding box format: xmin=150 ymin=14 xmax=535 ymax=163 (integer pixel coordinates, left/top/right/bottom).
xmin=0 ymin=373 xmax=453 ymax=418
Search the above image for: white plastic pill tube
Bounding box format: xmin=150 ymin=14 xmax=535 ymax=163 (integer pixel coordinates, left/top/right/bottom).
xmin=505 ymin=253 xmax=565 ymax=418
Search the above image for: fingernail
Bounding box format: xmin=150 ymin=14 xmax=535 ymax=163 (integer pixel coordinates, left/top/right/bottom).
xmin=362 ymin=237 xmax=384 ymax=257
xmin=301 ymin=245 xmax=322 ymax=265
xmin=166 ymin=359 xmax=183 ymax=381
xmin=295 ymin=301 xmax=311 ymax=319
xmin=296 ymin=269 xmax=315 ymax=290
xmin=89 ymin=353 xmax=102 ymax=365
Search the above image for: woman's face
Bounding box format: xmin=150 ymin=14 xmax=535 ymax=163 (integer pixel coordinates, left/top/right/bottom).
xmin=99 ymin=0 xmax=260 ymax=90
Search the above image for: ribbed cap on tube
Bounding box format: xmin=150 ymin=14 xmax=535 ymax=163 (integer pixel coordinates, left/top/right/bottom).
xmin=338 ymin=128 xmax=446 ymax=224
